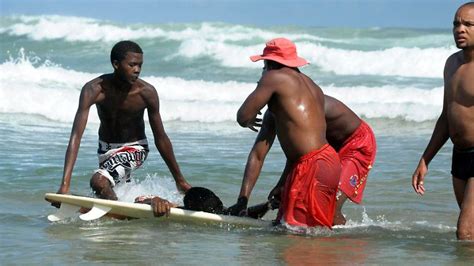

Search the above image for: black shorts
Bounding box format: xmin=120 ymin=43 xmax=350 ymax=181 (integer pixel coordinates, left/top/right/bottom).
xmin=451 ymin=147 xmax=474 ymax=180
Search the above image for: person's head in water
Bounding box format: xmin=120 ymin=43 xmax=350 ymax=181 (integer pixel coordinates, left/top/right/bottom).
xmin=183 ymin=187 xmax=225 ymax=214
xmin=110 ymin=40 xmax=143 ymax=85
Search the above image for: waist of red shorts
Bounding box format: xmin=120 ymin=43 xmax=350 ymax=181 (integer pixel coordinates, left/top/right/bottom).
xmin=294 ymin=143 xmax=337 ymax=164
xmin=340 ymin=120 xmax=373 ymax=147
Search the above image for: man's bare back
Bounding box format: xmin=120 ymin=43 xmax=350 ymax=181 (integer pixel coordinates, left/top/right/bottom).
xmin=324 ymin=95 xmax=361 ymax=151
xmin=238 ymin=63 xmax=327 ymax=162
xmin=233 ymin=38 xmax=341 ymax=227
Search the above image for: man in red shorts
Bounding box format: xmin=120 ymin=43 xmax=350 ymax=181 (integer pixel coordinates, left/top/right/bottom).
xmin=229 ymin=38 xmax=341 ymax=228
xmin=323 ymin=96 xmax=376 ymax=225
xmin=229 ymin=95 xmax=376 ymax=226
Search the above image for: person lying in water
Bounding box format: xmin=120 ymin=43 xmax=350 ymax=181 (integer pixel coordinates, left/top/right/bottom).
xmin=135 ymin=187 xmax=278 ymax=218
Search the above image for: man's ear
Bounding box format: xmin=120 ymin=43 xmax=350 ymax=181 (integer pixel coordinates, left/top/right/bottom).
xmin=112 ymin=60 xmax=120 ymax=70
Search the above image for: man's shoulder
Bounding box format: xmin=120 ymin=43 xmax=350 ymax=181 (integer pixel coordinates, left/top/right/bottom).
xmin=84 ymin=74 xmax=110 ymax=90
xmin=136 ymin=79 xmax=155 ymax=92
xmin=446 ymin=51 xmax=463 ymax=65
xmin=444 ymin=51 xmax=465 ymax=78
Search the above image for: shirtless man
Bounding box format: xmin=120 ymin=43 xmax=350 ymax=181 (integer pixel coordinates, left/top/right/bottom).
xmin=412 ymin=2 xmax=474 ymax=240
xmin=230 ymin=38 xmax=341 ymax=228
xmin=229 ymin=96 xmax=376 ymax=226
xmin=50 ymin=40 xmax=191 ymax=205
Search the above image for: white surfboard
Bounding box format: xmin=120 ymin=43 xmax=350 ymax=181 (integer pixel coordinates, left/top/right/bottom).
xmin=45 ymin=193 xmax=271 ymax=228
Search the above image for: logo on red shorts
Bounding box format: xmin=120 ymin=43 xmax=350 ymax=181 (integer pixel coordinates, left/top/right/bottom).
xmin=349 ymin=175 xmax=358 ymax=187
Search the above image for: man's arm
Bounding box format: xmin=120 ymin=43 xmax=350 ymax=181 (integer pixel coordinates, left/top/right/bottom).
xmin=147 ymin=87 xmax=191 ymax=193
xmin=237 ymin=72 xmax=279 ymax=131
xmin=228 ymin=111 xmax=276 ymax=215
xmin=55 ymin=83 xmax=97 ymax=197
xmin=268 ymin=159 xmax=291 ymax=202
xmin=412 ymin=58 xmax=452 ymax=195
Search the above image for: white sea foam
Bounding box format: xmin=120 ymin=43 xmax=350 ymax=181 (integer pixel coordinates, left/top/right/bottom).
xmin=1 ymin=15 xmax=332 ymax=43
xmin=0 ymin=50 xmax=443 ymax=123
xmin=115 ymin=174 xmax=184 ymax=204
xmin=176 ymin=39 xmax=456 ymax=78
xmin=298 ymin=43 xmax=456 ymax=78
xmin=333 ymin=209 xmax=456 ymax=234
xmin=2 ymin=15 xmax=166 ymax=42
xmin=1 ymin=15 xmax=457 ymax=78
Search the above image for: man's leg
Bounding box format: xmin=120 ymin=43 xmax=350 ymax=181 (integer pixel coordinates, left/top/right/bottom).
xmin=90 ymin=172 xmax=118 ymax=200
xmin=452 ymin=177 xmax=466 ymax=207
xmin=453 ymin=176 xmax=474 ymax=240
xmin=333 ymin=191 xmax=348 ymax=225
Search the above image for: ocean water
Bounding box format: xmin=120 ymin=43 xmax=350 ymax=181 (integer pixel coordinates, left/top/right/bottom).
xmin=1 ymin=15 xmax=473 ymax=264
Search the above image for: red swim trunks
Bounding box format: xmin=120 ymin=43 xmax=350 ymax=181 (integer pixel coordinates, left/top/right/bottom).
xmin=338 ymin=120 xmax=376 ymax=204
xmin=277 ymin=144 xmax=341 ymax=228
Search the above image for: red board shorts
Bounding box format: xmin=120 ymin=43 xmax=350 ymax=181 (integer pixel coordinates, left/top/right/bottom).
xmin=338 ymin=120 xmax=376 ymax=204
xmin=277 ymin=144 xmax=341 ymax=228
xmin=95 ymin=139 xmax=149 ymax=186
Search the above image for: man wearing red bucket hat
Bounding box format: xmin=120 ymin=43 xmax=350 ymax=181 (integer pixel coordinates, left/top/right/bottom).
xmin=231 ymin=38 xmax=341 ymax=228
xmin=230 ymin=95 xmax=377 ymax=226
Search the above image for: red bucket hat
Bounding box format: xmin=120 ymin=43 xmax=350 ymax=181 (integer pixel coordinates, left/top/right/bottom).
xmin=250 ymin=38 xmax=308 ymax=67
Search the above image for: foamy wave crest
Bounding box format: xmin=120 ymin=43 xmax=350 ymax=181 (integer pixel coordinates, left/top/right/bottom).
xmin=0 ymin=50 xmax=443 ymax=123
xmin=298 ymin=43 xmax=456 ymax=78
xmin=148 ymin=76 xmax=255 ymax=122
xmin=1 ymin=15 xmax=334 ymax=43
xmin=2 ymin=15 xmax=452 ymax=48
xmin=324 ymin=84 xmax=443 ymax=122
xmin=1 ymin=15 xmax=166 ymax=42
xmin=0 ymin=50 xmax=254 ymax=123
xmin=0 ymin=49 xmax=95 ymax=122
xmin=177 ymin=39 xmax=456 ymax=78
xmin=3 ymin=15 xmax=456 ymax=78
xmin=174 ymin=39 xmax=261 ymax=68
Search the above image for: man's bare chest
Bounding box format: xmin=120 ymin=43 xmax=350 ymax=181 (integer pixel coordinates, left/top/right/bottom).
xmin=449 ymin=64 xmax=474 ymax=104
xmin=98 ymin=94 xmax=146 ymax=116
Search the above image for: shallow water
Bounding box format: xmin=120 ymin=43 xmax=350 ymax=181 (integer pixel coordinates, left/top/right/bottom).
xmin=2 ymin=116 xmax=473 ymax=264
xmin=1 ymin=15 xmax=473 ymax=265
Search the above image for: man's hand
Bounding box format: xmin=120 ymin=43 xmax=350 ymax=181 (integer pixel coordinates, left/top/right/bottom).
xmin=247 ymin=111 xmax=263 ymax=132
xmin=227 ymin=197 xmax=248 ymax=216
xmin=412 ymin=159 xmax=428 ymax=195
xmin=151 ymin=196 xmax=176 ymax=217
xmin=248 ymin=117 xmax=262 ymax=132
xmin=134 ymin=195 xmax=155 ymax=205
xmin=267 ymin=185 xmax=282 ymax=203
xmin=47 ymin=185 xmax=70 ymax=208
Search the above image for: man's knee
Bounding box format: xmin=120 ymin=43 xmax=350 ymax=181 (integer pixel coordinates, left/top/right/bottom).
xmin=90 ymin=173 xmax=112 ymax=190
xmin=90 ymin=173 xmax=117 ymax=200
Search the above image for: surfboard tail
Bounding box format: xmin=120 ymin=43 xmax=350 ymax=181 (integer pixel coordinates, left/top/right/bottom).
xmin=47 ymin=203 xmax=80 ymax=222
xmin=79 ymin=204 xmax=112 ymax=221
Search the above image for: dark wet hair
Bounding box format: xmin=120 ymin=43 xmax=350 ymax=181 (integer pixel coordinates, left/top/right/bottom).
xmin=266 ymin=60 xmax=285 ymax=70
xmin=110 ymin=40 xmax=143 ymax=63
xmin=183 ymin=187 xmax=225 ymax=214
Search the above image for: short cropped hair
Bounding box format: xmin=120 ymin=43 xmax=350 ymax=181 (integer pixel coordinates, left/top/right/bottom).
xmin=183 ymin=187 xmax=224 ymax=214
xmin=266 ymin=60 xmax=285 ymax=70
xmin=110 ymin=40 xmax=143 ymax=63
xmin=461 ymin=2 xmax=474 ymax=8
